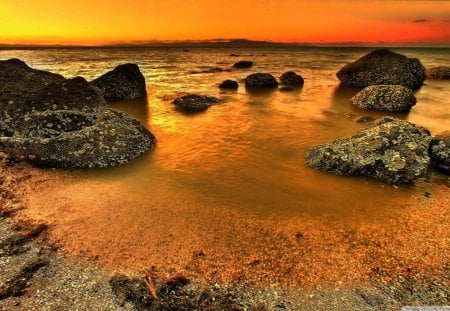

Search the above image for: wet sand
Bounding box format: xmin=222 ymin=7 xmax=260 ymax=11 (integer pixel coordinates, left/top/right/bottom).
xmin=1 ymin=157 xmax=448 ymax=309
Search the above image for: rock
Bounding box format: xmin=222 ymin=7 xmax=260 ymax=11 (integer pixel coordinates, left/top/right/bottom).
xmin=305 ymin=117 xmax=431 ymax=183
xmin=337 ymin=49 xmax=426 ymax=89
xmin=280 ymin=71 xmax=304 ymax=87
xmin=429 ymin=131 xmax=450 ymax=174
xmin=219 ymin=80 xmax=238 ymax=89
xmin=172 ymin=94 xmax=219 ymax=113
xmin=350 ymin=85 xmax=417 ymax=112
xmin=245 ymin=73 xmax=278 ymax=88
xmin=232 ymin=61 xmax=253 ymax=69
xmin=279 ymin=86 xmax=296 ymax=92
xmin=91 ymin=63 xmax=146 ymax=101
xmin=427 ymin=66 xmax=450 ymax=80
xmin=0 ymin=59 xmax=156 ymax=168
xmin=110 ymin=275 xmax=153 ymax=309
xmin=355 ymin=115 xmax=375 ymax=124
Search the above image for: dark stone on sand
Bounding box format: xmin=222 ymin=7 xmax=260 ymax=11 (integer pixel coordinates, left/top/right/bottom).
xmin=305 ymin=117 xmax=431 ymax=183
xmin=233 ymin=61 xmax=253 ymax=69
xmin=337 ymin=49 xmax=426 ymax=89
xmin=219 ymin=80 xmax=238 ymax=89
xmin=245 ymin=73 xmax=278 ymax=88
xmin=350 ymin=85 xmax=416 ymax=112
xmin=427 ymin=66 xmax=450 ymax=80
xmin=280 ymin=71 xmax=304 ymax=87
xmin=429 ymin=131 xmax=450 ymax=175
xmin=0 ymin=59 xmax=156 ymax=168
xmin=355 ymin=115 xmax=375 ymax=124
xmin=172 ymin=94 xmax=219 ymax=113
xmin=91 ymin=63 xmax=146 ymax=101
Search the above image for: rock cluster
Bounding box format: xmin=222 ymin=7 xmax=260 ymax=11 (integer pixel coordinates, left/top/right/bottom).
xmin=0 ymin=59 xmax=155 ymax=168
xmin=245 ymin=73 xmax=278 ymax=88
xmin=172 ymin=94 xmax=219 ymax=113
xmin=337 ymin=49 xmax=426 ymax=89
xmin=429 ymin=131 xmax=450 ymax=174
xmin=305 ymin=117 xmax=431 ymax=183
xmin=350 ymin=85 xmax=417 ymax=112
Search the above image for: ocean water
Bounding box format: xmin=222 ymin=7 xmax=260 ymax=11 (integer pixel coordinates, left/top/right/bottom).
xmin=1 ymin=47 xmax=449 ymax=271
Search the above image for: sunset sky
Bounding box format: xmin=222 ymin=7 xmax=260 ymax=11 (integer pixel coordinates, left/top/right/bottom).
xmin=1 ymin=0 xmax=450 ymax=45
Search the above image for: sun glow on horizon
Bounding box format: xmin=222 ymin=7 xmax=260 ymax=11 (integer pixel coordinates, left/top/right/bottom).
xmin=1 ymin=0 xmax=450 ymax=46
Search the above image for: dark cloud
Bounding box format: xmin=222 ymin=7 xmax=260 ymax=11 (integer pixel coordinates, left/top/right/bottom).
xmin=414 ymin=19 xmax=431 ymax=23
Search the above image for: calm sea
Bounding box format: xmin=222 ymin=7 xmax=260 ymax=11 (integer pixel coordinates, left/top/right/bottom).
xmin=0 ymin=47 xmax=449 ymax=220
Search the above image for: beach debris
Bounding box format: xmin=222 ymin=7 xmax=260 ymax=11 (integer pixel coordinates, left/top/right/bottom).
xmin=427 ymin=66 xmax=450 ymax=80
xmin=305 ymin=117 xmax=431 ymax=183
xmin=91 ymin=63 xmax=147 ymax=101
xmin=172 ymin=94 xmax=219 ymax=113
xmin=219 ymin=79 xmax=239 ymax=89
xmin=337 ymin=49 xmax=426 ymax=89
xmin=429 ymin=131 xmax=450 ymax=175
xmin=245 ymin=73 xmax=278 ymax=88
xmin=280 ymin=71 xmax=304 ymax=87
xmin=143 ymin=276 xmax=158 ymax=300
xmin=350 ymin=85 xmax=417 ymax=112
xmin=233 ymin=61 xmax=253 ymax=69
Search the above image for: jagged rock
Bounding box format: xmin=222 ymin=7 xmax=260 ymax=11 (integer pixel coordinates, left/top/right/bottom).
xmin=245 ymin=73 xmax=278 ymax=88
xmin=280 ymin=71 xmax=304 ymax=87
xmin=232 ymin=61 xmax=253 ymax=69
xmin=219 ymin=80 xmax=238 ymax=89
xmin=91 ymin=63 xmax=147 ymax=101
xmin=305 ymin=117 xmax=431 ymax=183
xmin=0 ymin=59 xmax=156 ymax=168
xmin=337 ymin=49 xmax=426 ymax=89
xmin=172 ymin=94 xmax=219 ymax=113
xmin=427 ymin=66 xmax=450 ymax=80
xmin=355 ymin=115 xmax=375 ymax=124
xmin=429 ymin=131 xmax=450 ymax=174
xmin=350 ymin=85 xmax=416 ymax=112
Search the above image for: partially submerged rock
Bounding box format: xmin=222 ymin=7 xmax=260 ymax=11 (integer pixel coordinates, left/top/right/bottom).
xmin=245 ymin=73 xmax=278 ymax=88
xmin=232 ymin=61 xmax=253 ymax=69
xmin=429 ymin=131 xmax=450 ymax=174
xmin=350 ymin=85 xmax=416 ymax=112
xmin=172 ymin=94 xmax=219 ymax=113
xmin=305 ymin=117 xmax=431 ymax=183
xmin=219 ymin=80 xmax=238 ymax=89
xmin=91 ymin=63 xmax=147 ymax=101
xmin=355 ymin=115 xmax=375 ymax=124
xmin=280 ymin=71 xmax=304 ymax=87
xmin=337 ymin=49 xmax=426 ymax=89
xmin=427 ymin=66 xmax=450 ymax=80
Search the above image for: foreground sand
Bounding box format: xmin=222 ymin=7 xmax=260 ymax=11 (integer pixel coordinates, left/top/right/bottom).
xmin=1 ymin=156 xmax=449 ymax=310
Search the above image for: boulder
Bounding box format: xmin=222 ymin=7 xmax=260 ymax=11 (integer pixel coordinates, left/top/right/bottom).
xmin=232 ymin=61 xmax=253 ymax=69
xmin=305 ymin=117 xmax=431 ymax=183
xmin=350 ymin=85 xmax=416 ymax=112
xmin=91 ymin=63 xmax=146 ymax=101
xmin=0 ymin=59 xmax=156 ymax=168
xmin=337 ymin=49 xmax=426 ymax=89
xmin=429 ymin=131 xmax=450 ymax=174
xmin=172 ymin=94 xmax=219 ymax=113
xmin=427 ymin=66 xmax=450 ymax=80
xmin=219 ymin=80 xmax=238 ymax=89
xmin=245 ymin=73 xmax=278 ymax=88
xmin=280 ymin=71 xmax=304 ymax=87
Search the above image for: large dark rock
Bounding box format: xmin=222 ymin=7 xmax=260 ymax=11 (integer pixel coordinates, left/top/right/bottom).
xmin=0 ymin=59 xmax=156 ymax=168
xmin=172 ymin=94 xmax=219 ymax=113
xmin=305 ymin=117 xmax=431 ymax=183
xmin=91 ymin=63 xmax=146 ymax=101
xmin=429 ymin=131 xmax=450 ymax=175
xmin=280 ymin=71 xmax=304 ymax=87
xmin=219 ymin=80 xmax=238 ymax=89
xmin=350 ymin=85 xmax=416 ymax=112
xmin=337 ymin=49 xmax=426 ymax=89
xmin=427 ymin=66 xmax=450 ymax=80
xmin=232 ymin=61 xmax=253 ymax=69
xmin=245 ymin=73 xmax=278 ymax=88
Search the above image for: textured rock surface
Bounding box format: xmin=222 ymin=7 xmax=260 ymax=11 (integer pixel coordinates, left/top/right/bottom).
xmin=305 ymin=117 xmax=431 ymax=183
xmin=355 ymin=115 xmax=375 ymax=124
xmin=219 ymin=80 xmax=238 ymax=89
xmin=337 ymin=49 xmax=426 ymax=89
xmin=91 ymin=63 xmax=147 ymax=101
xmin=350 ymin=85 xmax=417 ymax=112
xmin=0 ymin=59 xmax=155 ymax=168
xmin=429 ymin=131 xmax=450 ymax=174
xmin=232 ymin=61 xmax=253 ymax=69
xmin=280 ymin=71 xmax=304 ymax=87
xmin=245 ymin=73 xmax=278 ymax=88
xmin=427 ymin=66 xmax=450 ymax=80
xmin=172 ymin=94 xmax=219 ymax=113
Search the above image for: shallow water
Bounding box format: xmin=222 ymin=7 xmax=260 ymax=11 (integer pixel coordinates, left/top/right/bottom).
xmin=1 ymin=47 xmax=449 ymax=274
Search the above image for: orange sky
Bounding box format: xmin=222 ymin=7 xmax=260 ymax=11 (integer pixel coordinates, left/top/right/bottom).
xmin=1 ymin=0 xmax=450 ymax=45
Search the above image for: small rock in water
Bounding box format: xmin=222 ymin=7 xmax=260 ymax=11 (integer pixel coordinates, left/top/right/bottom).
xmin=427 ymin=66 xmax=450 ymax=80
xmin=219 ymin=79 xmax=239 ymax=89
xmin=355 ymin=115 xmax=375 ymax=124
xmin=280 ymin=71 xmax=304 ymax=87
xmin=232 ymin=61 xmax=253 ymax=69
xmin=429 ymin=131 xmax=450 ymax=175
xmin=350 ymin=85 xmax=416 ymax=112
xmin=245 ymin=73 xmax=278 ymax=88
xmin=172 ymin=94 xmax=219 ymax=113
